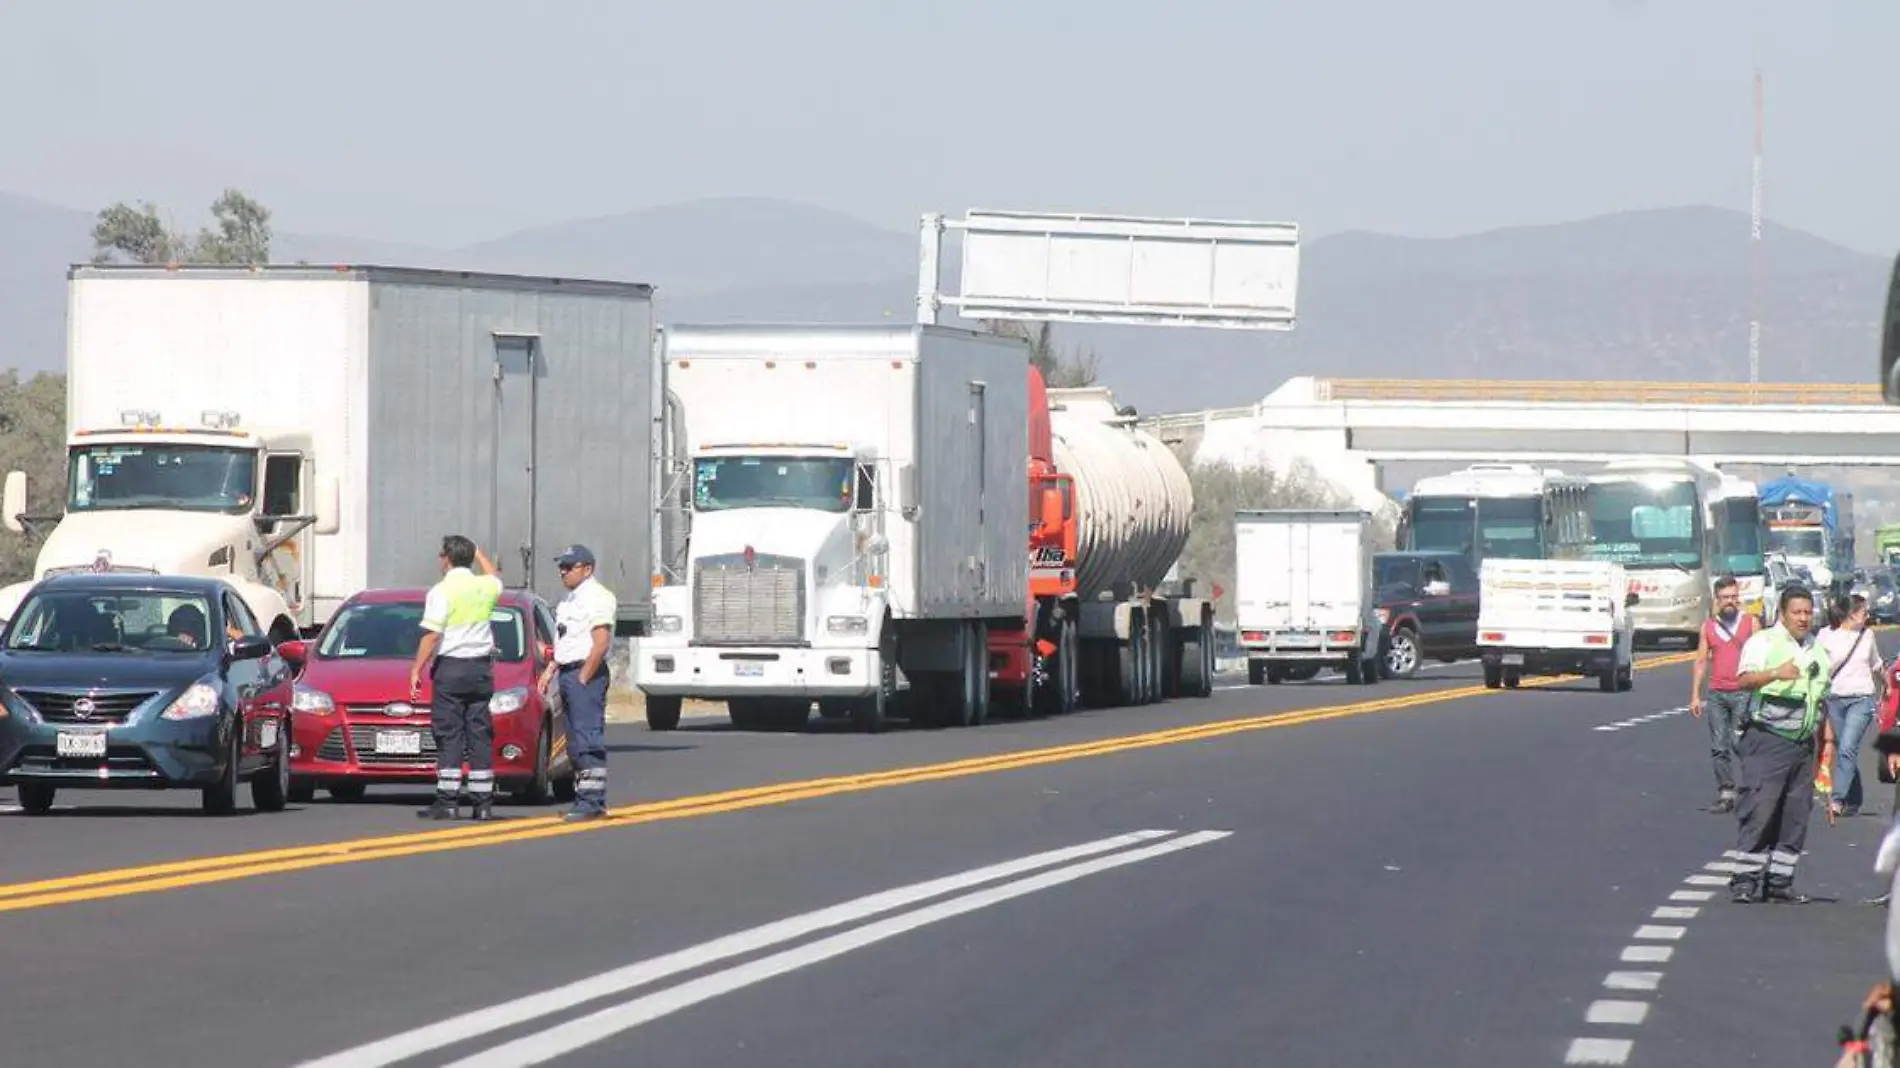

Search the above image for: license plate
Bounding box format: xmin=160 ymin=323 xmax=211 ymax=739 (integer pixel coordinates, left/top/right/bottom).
xmin=373 ymin=730 xmax=422 ymax=756
xmin=56 ymin=731 xmax=107 ymax=758
xmin=1502 ymin=654 xmax=1525 ymax=666
xmin=734 ymin=662 xmax=764 ymax=678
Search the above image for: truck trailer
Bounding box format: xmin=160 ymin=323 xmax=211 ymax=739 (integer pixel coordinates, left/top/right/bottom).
xmin=986 ymin=384 xmax=1214 ymax=715
xmin=634 ymin=324 xmax=1029 ymax=732
xmin=0 ymin=265 xmax=661 ymax=639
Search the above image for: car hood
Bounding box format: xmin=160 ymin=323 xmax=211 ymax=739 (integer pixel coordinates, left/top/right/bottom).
xmin=301 ymin=657 xmax=530 ymax=704
xmin=0 ymin=651 xmax=214 ymax=693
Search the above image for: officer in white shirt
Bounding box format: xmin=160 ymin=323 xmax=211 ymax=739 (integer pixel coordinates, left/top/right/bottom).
xmin=544 ymin=545 xmax=618 ymax=821
xmin=410 ymin=535 xmax=505 ymax=822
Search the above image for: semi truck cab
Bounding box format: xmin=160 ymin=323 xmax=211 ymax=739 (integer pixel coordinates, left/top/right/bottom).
xmin=638 ymin=442 xmax=907 ymax=715
xmin=0 ymin=409 xmax=339 ymax=639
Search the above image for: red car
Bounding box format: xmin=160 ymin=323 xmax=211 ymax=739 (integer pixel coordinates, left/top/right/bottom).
xmin=280 ymin=587 xmax=574 ymax=804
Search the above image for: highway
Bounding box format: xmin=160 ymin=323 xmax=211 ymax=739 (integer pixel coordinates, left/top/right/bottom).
xmin=1 ymin=651 xmax=1889 ymax=1067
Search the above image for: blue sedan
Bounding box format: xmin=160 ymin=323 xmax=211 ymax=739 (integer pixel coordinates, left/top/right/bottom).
xmin=0 ymin=573 xmax=297 ymax=815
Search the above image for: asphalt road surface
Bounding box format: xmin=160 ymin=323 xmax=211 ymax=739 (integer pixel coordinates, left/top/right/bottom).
xmin=1 ymin=649 xmax=1890 ymax=1067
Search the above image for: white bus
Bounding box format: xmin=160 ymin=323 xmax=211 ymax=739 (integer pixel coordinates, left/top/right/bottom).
xmin=1582 ymin=458 xmax=1724 ymax=647
xmin=1399 ymin=463 xmax=1592 ymax=564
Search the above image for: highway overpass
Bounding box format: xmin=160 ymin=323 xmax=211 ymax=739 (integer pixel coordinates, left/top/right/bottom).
xmin=1139 ymin=378 xmax=1899 ymax=507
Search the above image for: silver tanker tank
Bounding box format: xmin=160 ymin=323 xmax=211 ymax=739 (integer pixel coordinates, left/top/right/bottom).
xmin=1048 ymin=388 xmax=1194 ymax=599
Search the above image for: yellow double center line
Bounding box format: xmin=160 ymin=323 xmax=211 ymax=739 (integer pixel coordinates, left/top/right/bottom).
xmin=0 ymin=652 xmax=1698 ymax=914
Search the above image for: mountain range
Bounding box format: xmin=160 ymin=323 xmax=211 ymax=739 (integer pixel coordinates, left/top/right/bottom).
xmin=0 ymin=191 xmax=1887 ymax=413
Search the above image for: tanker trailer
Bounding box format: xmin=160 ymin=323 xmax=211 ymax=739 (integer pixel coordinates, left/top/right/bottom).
xmin=1047 ymin=387 xmax=1215 ymax=708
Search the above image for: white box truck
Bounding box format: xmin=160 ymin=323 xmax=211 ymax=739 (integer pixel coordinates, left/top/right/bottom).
xmin=1235 ymin=509 xmax=1382 ymax=686
xmin=634 ymin=324 xmax=1029 ymax=732
xmin=0 ymin=265 xmax=661 ymax=640
xmin=1475 ymin=558 xmax=1637 ymax=692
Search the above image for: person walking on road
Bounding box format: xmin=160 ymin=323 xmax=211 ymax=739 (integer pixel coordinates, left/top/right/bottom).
xmin=1691 ymin=575 xmax=1756 ymax=814
xmin=545 ymin=545 xmax=617 ymax=822
xmin=410 ymin=535 xmax=505 ymax=822
xmin=1728 ymin=585 xmax=1840 ymax=904
xmin=1819 ymin=592 xmax=1887 ymax=820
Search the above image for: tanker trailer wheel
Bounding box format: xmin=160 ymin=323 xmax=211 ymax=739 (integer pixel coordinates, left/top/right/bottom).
xmin=1178 ymin=616 xmax=1214 ymax=699
xmin=1116 ymin=619 xmax=1145 ymax=706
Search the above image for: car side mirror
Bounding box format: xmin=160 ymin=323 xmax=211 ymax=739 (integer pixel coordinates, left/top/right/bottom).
xmin=275 ymin=638 xmax=308 ymax=668
xmin=536 ymin=640 xmax=553 ymax=664
xmin=227 ymin=635 xmax=272 ymax=662
xmin=1625 ymin=592 xmax=1641 ymax=608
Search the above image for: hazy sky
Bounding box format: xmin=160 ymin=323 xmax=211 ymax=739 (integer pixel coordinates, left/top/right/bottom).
xmin=2 ymin=0 xmax=1893 ymax=252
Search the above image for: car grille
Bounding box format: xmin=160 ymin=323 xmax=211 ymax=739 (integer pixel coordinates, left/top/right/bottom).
xmin=316 ymin=727 xmax=347 ymax=762
xmin=15 ymin=689 xmax=159 ymax=725
xmin=345 ymin=724 xmax=438 ymax=766
xmin=694 ymin=552 xmax=805 ymax=645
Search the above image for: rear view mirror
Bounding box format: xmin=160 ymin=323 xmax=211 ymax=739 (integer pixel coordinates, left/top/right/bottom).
xmin=1883 ymin=252 xmax=1900 ymax=403
xmin=2 ymin=471 xmax=27 ymax=534
xmin=313 ymin=476 xmax=341 ymax=536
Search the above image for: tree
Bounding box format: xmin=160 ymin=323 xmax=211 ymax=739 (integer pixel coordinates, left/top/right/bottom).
xmin=91 ymin=189 xmax=273 ymax=266
xmin=1177 ymin=458 xmax=1353 ymax=624
xmin=984 ymin=320 xmax=1100 ymax=388
xmin=0 ymin=372 xmax=70 ymax=584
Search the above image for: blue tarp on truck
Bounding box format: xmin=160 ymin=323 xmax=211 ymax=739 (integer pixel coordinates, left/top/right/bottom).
xmin=1758 ymin=475 xmax=1840 ymax=532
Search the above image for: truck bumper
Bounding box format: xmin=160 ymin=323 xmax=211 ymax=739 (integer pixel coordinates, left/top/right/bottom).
xmin=1630 ymin=602 xmax=1702 ymax=645
xmin=635 ymin=643 xmax=880 ymax=700
xmin=1480 ymin=645 xmax=1618 ymax=677
xmin=1240 ymin=632 xmax=1367 ymax=665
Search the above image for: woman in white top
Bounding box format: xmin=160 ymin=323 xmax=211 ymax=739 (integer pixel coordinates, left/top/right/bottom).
xmin=1818 ymin=593 xmax=1887 ymax=818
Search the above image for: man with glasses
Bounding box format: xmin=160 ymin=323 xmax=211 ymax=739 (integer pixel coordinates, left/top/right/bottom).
xmin=1691 ymin=575 xmax=1756 ymax=814
xmin=544 ymin=545 xmax=618 ymax=822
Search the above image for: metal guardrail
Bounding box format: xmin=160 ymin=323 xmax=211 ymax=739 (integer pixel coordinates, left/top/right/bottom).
xmin=1313 ymin=379 xmax=1884 ymax=406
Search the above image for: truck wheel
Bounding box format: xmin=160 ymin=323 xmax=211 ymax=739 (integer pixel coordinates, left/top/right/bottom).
xmin=852 ymin=628 xmax=896 ymax=733
xmin=1383 ymin=627 xmax=1420 ymax=680
xmin=969 ymin=622 xmax=991 ymax=726
xmin=1248 ymin=661 xmax=1266 ymax=686
xmin=1179 ymin=628 xmax=1214 ymax=699
xmin=1266 ymin=665 xmax=1285 ymax=684
xmin=1483 ymin=664 xmax=1502 ymax=689
xmin=645 ymin=695 xmax=683 ymax=731
xmin=1502 ymin=670 xmax=1521 ymax=689
xmin=17 ymin=783 xmax=55 ymax=815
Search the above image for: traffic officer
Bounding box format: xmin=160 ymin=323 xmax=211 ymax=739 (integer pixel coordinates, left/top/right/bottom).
xmin=410 ymin=535 xmax=505 ymax=822
xmin=545 ymin=544 xmax=617 ymax=822
xmin=1727 ymin=585 xmax=1840 ymax=904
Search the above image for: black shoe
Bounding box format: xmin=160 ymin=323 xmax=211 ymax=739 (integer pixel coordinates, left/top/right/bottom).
xmin=417 ymin=798 xmax=459 ymax=821
xmin=1730 ymin=881 xmax=1759 ymax=904
xmin=562 ymin=808 xmax=607 ymax=823
xmin=468 ymin=797 xmax=496 ymax=822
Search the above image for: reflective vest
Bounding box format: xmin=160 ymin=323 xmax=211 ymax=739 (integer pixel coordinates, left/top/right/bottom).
xmin=425 ymin=568 xmax=503 ymax=658
xmin=1750 ymin=626 xmax=1830 ymax=741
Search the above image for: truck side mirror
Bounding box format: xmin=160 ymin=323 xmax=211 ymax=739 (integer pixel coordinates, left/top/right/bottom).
xmin=1038 ymin=486 xmax=1063 ymax=531
xmin=1625 ymin=591 xmax=1641 ymax=608
xmin=1 ymin=471 xmax=25 ymax=535
xmin=895 ymin=463 xmax=918 ymax=514
xmin=313 ymin=476 xmax=341 ymax=536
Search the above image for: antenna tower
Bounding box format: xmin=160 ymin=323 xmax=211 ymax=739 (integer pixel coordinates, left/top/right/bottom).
xmin=1748 ymin=69 xmax=1764 ymax=386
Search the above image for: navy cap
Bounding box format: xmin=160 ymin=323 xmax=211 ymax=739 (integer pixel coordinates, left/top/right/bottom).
xmin=554 ymin=545 xmax=596 ymax=569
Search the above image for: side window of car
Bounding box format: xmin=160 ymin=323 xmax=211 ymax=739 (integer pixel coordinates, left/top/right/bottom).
xmin=533 ymin=603 xmax=558 ymax=655
xmin=224 ymin=593 xmax=263 ymax=637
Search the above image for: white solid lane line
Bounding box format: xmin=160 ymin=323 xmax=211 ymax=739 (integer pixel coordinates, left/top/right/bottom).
xmin=296 ymin=829 xmax=1180 ymax=1068
xmin=443 ymin=830 xmax=1235 ymax=1068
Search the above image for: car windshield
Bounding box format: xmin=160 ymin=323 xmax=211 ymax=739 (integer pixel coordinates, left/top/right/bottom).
xmin=693 ymin=455 xmax=854 ymax=513
xmin=68 ymin=443 xmax=257 ymax=514
xmin=315 ymin=601 xmax=525 ymax=661
xmin=1584 ymin=479 xmax=1702 ymax=569
xmin=4 ymin=589 xmax=219 ymax=653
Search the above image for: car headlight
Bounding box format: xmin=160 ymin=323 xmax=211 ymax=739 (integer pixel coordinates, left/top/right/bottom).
xmin=161 ymin=682 xmax=221 ymax=721
xmin=827 ymin=615 xmax=868 ymax=636
xmin=291 ymin=685 xmax=335 ymax=716
xmin=490 ymin=687 xmax=530 ymax=715
xmin=654 ymin=615 xmax=683 ymax=634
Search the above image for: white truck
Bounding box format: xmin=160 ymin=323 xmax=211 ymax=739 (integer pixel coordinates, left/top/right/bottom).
xmin=0 ymin=265 xmax=661 ymax=639
xmin=633 ymin=324 xmax=1029 ymax=733
xmin=1234 ymin=509 xmax=1382 ymax=686
xmin=1475 ymin=558 xmax=1638 ymax=692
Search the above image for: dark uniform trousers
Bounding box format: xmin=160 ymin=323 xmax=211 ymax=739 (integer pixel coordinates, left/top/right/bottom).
xmin=432 ymin=655 xmax=496 ymax=801
xmin=558 ymin=663 xmax=610 ymax=813
xmin=1729 ymin=714 xmax=1819 ymax=898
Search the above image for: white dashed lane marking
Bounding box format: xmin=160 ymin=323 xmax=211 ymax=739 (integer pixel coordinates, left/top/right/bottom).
xmin=1566 ymin=1037 xmax=1635 ymax=1065
xmin=1593 ymin=706 xmax=1690 ymax=733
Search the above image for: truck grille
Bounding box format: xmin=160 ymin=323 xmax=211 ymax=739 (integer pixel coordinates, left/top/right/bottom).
xmin=15 ymin=689 xmax=159 ymax=724
xmin=694 ymin=553 xmax=806 ymax=645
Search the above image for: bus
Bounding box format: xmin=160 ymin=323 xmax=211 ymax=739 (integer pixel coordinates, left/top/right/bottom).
xmin=1709 ymin=472 xmax=1767 ymax=618
xmin=1398 ymin=463 xmax=1591 ymax=565
xmin=1583 ymin=458 xmax=1723 ymax=647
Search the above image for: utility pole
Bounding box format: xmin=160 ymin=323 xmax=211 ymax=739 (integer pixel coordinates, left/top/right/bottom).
xmin=1748 ymin=69 xmax=1764 ymax=387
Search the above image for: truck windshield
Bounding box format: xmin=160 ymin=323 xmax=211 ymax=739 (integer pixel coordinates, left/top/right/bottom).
xmin=1718 ymin=498 xmax=1765 ymax=575
xmin=693 ymin=456 xmax=854 ymax=513
xmin=68 ymin=443 xmax=257 ymax=514
xmin=316 ymin=601 xmax=526 ymax=662
xmin=1764 ymin=527 xmax=1826 ymax=558
xmin=1476 ymin=497 xmax=1543 ymax=560
xmin=1584 ymin=480 xmax=1702 ymax=569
